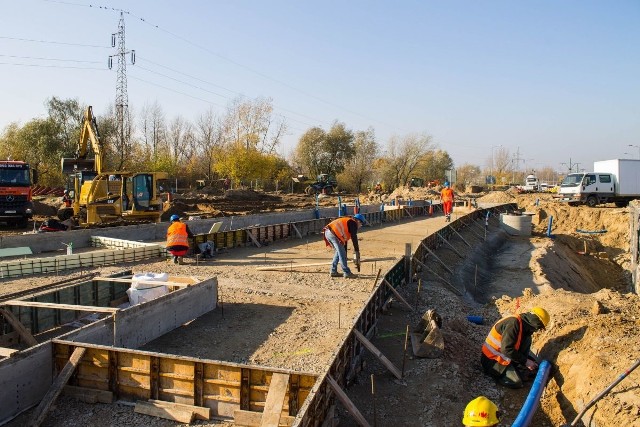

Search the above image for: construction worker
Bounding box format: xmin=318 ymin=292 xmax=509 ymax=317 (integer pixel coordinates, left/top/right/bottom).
xmin=323 ymin=214 xmax=366 ymax=279
xmin=462 ymin=396 xmax=500 ymax=426
xmin=166 ymin=214 xmax=194 ymax=264
xmin=61 ymin=190 xmax=72 ymax=208
xmin=374 ymin=182 xmax=383 ymax=194
xmin=440 ymin=181 xmax=454 ymax=222
xmin=481 ymin=307 xmax=550 ymax=389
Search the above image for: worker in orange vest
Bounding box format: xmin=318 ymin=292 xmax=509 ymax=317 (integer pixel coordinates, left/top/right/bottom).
xmin=166 ymin=214 xmax=194 ymax=264
xmin=481 ymin=307 xmax=550 ymax=388
xmin=440 ymin=181 xmax=455 ymax=222
xmin=323 ymin=214 xmax=366 ymax=279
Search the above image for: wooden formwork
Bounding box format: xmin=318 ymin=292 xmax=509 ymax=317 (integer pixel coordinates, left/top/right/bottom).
xmin=52 ymin=340 xmax=317 ymax=423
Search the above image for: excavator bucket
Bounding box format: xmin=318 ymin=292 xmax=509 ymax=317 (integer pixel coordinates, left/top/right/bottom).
xmin=61 ymin=158 xmax=95 ymax=174
xmin=410 ymin=309 xmax=444 ymax=358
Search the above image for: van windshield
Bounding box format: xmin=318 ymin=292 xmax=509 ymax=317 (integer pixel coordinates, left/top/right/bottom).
xmin=560 ymin=174 xmax=583 ymax=187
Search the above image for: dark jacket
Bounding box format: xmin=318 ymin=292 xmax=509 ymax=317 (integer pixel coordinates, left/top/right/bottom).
xmin=494 ymin=312 xmax=544 ymax=366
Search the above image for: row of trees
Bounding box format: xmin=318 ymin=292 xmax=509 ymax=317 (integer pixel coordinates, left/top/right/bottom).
xmin=0 ymin=95 xmax=561 ymax=193
xmin=0 ymin=96 xmax=457 ymax=192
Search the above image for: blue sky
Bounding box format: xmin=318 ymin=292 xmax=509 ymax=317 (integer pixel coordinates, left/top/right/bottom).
xmin=1 ymin=0 xmax=638 ymax=174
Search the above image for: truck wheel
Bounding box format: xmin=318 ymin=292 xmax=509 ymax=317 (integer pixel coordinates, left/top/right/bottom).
xmin=586 ymin=196 xmax=598 ymax=207
xmin=304 ymin=186 xmax=313 ymax=195
xmin=323 ymin=186 xmax=333 ymax=194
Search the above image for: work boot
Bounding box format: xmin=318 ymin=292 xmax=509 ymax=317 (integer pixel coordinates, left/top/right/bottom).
xmin=343 ymin=272 xmax=357 ymax=279
xmin=330 ymin=272 xmax=341 ymax=278
xmin=178 ymin=256 xmax=184 ymax=265
xmin=173 ymin=256 xmax=179 ymax=264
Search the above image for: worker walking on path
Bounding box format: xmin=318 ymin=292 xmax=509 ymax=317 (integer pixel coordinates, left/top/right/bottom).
xmin=166 ymin=214 xmax=194 ymax=264
xmin=462 ymin=396 xmax=501 ymax=426
xmin=440 ymin=181 xmax=455 ymax=222
xmin=481 ymin=307 xmax=550 ymax=389
xmin=323 ymin=214 xmax=365 ymax=279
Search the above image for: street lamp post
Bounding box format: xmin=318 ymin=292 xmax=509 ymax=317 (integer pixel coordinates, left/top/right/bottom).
xmin=628 ymin=144 xmax=640 ymax=159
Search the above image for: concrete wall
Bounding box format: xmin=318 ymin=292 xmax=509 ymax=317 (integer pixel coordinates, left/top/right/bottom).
xmin=0 ymin=277 xmax=218 ymax=424
xmin=0 ymin=201 xmax=428 ymax=254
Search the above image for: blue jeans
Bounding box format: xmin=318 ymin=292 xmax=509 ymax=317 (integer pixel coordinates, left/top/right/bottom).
xmin=324 ymin=229 xmax=351 ymax=275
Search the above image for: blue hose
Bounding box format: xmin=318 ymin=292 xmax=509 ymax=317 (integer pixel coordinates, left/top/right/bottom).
xmin=511 ymin=360 xmax=552 ymax=427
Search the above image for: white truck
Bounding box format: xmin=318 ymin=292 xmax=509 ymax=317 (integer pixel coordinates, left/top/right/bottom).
xmin=521 ymin=174 xmax=540 ymax=192
xmin=557 ymin=159 xmax=640 ymax=207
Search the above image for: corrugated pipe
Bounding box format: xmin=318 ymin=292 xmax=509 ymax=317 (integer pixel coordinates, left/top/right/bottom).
xmin=511 ymin=360 xmax=552 ymax=427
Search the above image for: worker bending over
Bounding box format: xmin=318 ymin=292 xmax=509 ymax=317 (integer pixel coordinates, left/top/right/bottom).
xmin=323 ymin=214 xmax=365 ymax=279
xmin=166 ymin=214 xmax=194 ymax=264
xmin=462 ymin=396 xmax=501 ymax=426
xmin=440 ymin=181 xmax=454 ymax=222
xmin=481 ymin=307 xmax=550 ymax=388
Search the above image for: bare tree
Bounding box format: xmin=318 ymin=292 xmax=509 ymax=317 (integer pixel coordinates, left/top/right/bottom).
xmin=381 ymin=133 xmax=434 ymax=188
xmin=139 ymin=101 xmax=166 ymax=168
xmin=195 ymin=107 xmax=225 ymax=182
xmin=338 ymin=128 xmax=378 ymax=192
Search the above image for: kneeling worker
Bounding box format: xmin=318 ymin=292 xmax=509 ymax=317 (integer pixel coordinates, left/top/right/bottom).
xmin=462 ymin=396 xmax=500 ymax=426
xmin=481 ymin=307 xmax=550 ymax=388
xmin=323 ymin=214 xmax=366 ymax=279
xmin=166 ymin=214 xmax=194 ymax=264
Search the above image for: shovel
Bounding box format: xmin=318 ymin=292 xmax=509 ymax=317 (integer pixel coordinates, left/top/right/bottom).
xmin=410 ymin=309 xmax=444 ymax=358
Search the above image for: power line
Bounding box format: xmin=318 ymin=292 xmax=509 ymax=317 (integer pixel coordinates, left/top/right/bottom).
xmin=38 ymin=2 xmax=404 ymax=134
xmin=0 ymin=35 xmax=110 ymax=49
xmin=0 ymin=53 xmax=102 ymax=64
xmin=0 ymin=61 xmax=105 ymax=70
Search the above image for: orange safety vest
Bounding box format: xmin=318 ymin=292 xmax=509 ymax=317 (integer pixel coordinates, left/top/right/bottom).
xmin=441 ymin=187 xmax=454 ymax=202
xmin=481 ymin=315 xmax=523 ymax=366
xmin=167 ymin=222 xmax=189 ymax=247
xmin=327 ymin=217 xmax=353 ymax=245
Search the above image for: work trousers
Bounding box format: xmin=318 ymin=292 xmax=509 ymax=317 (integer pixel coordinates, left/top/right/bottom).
xmin=324 ymin=228 xmax=352 ymax=275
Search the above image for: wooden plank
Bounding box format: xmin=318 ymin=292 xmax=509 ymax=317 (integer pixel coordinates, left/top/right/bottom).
xmin=0 ymin=346 xmax=18 ymax=357
xmin=412 ymin=257 xmax=463 ymax=296
xmin=383 ymin=280 xmax=414 ymax=312
xmin=93 ymin=277 xmax=192 ymax=287
xmin=134 ymin=400 xmax=195 ymax=423
xmin=256 ymin=257 xmax=396 ymax=271
xmin=29 ymin=346 xmax=87 ymax=427
xmin=234 ymin=409 xmax=295 ymax=426
xmin=260 ymin=373 xmax=290 ymax=427
xmin=436 ymin=232 xmax=463 ymax=258
xmin=420 ymin=242 xmax=454 ymax=274
xmin=4 ymin=300 xmax=119 ymax=313
xmin=149 ymin=399 xmax=210 ymax=420
xmin=247 ymin=229 xmax=262 ymax=248
xmin=353 ymin=329 xmax=402 ymax=380
xmin=290 ymin=223 xmax=303 ymax=239
xmin=0 ymin=308 xmax=38 ymax=346
xmin=63 ymin=385 xmax=113 ymax=404
xmin=326 ymin=375 xmax=371 ymax=427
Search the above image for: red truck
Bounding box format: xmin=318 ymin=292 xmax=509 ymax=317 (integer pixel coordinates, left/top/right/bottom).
xmin=0 ymin=160 xmax=36 ymax=228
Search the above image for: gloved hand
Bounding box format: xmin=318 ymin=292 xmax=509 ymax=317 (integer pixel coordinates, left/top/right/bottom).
xmin=525 ymin=359 xmax=539 ymax=370
xmin=353 ymin=251 xmax=361 ymax=271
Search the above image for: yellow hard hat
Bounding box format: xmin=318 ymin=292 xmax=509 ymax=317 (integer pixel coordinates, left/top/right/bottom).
xmin=530 ymin=307 xmax=550 ymax=329
xmin=462 ymin=396 xmax=500 ymax=426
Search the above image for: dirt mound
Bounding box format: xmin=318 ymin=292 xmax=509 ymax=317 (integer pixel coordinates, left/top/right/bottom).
xmin=223 ymin=189 xmax=281 ymax=201
xmin=386 ymin=185 xmax=440 ymax=201
xmin=495 ymin=288 xmax=640 ymax=427
xmin=32 ymin=199 xmax=58 ymax=216
xmin=478 ymin=190 xmax=517 ymax=203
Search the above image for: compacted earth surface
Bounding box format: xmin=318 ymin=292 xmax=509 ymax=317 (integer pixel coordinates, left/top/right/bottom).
xmin=1 ymin=189 xmax=639 ymax=426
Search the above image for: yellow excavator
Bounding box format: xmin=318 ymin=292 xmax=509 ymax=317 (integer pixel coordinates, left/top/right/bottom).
xmin=58 ymin=106 xmax=170 ymax=225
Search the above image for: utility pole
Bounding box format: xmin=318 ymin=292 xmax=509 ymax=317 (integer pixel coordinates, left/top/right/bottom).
xmin=109 ymin=11 xmax=135 ymax=170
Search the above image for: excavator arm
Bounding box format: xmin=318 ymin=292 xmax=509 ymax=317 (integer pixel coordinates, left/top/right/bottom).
xmin=61 ymin=106 xmax=104 ymax=174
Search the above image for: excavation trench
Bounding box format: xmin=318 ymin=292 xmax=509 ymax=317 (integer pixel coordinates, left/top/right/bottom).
xmin=338 ymin=212 xmax=634 ymax=427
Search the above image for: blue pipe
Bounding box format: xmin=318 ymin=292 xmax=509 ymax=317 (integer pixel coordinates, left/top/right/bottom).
xmin=546 ymin=215 xmax=554 ymax=238
xmin=511 ymin=360 xmax=552 ymax=427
